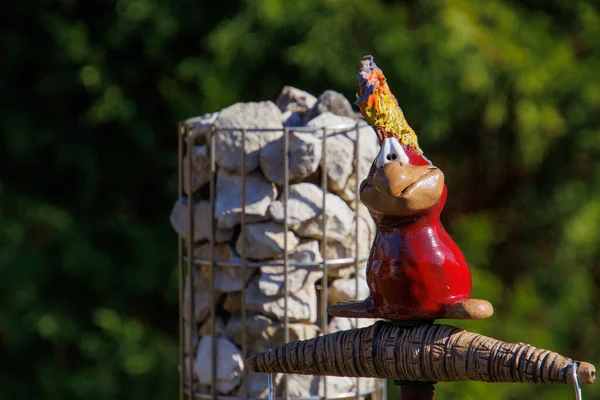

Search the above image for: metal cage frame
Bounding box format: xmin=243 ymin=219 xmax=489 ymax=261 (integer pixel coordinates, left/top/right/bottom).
xmin=177 ymin=120 xmax=387 ymax=400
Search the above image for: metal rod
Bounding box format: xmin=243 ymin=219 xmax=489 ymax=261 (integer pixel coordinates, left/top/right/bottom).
xmin=187 ymin=256 xmax=369 ymax=269
xmin=353 ymin=122 xmax=360 ymax=400
xmin=283 ymin=127 xmax=290 ymax=400
xmin=209 ymin=123 xmax=368 ymax=133
xmin=241 ymin=128 xmax=248 ymax=400
xmin=383 ymin=375 xmax=388 ymax=400
xmin=573 ymin=362 xmax=583 ymax=400
xmin=321 ymin=127 xmax=328 ymax=400
xmin=178 ymin=122 xmax=185 ymax=400
xmin=209 ymin=128 xmax=218 ymax=400
xmin=186 ymin=126 xmax=196 ymax=398
xmin=268 ymin=349 xmax=274 ymax=400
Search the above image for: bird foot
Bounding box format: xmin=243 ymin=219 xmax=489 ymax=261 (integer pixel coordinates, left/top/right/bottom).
xmin=327 ymin=299 xmax=378 ymax=319
xmin=328 ymin=298 xmax=494 ymax=321
xmin=443 ymin=298 xmax=494 ymax=320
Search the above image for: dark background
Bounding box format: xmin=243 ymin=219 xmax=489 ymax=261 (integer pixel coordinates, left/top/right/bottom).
xmin=1 ymin=0 xmax=599 ymax=399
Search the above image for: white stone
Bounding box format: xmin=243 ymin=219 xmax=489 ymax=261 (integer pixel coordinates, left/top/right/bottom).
xmin=327 ymin=276 xmax=370 ymax=305
xmin=260 ymin=131 xmax=322 ymax=185
xmin=339 ymin=175 xmax=359 ymax=204
xmin=169 ymin=203 xmax=233 ymax=245
xmin=307 ymin=112 xmax=379 ymax=195
xmin=326 ymin=203 xmax=376 ymax=260
xmin=292 ymin=193 xmax=354 ymax=242
xmin=183 ymin=269 xmax=220 ymax=323
xmin=194 ymin=243 xmax=253 ymax=292
xmin=194 ymin=336 xmax=243 ymax=394
xmin=275 ymin=86 xmax=317 ymax=113
xmin=183 ymin=320 xmax=199 ymax=355
xmin=258 ymin=240 xmax=323 ymax=296
xmin=326 ymin=235 xmax=370 ymax=262
xmin=359 ymin=377 xmax=381 ymax=391
xmin=357 ymin=261 xmax=367 ymax=280
xmin=284 ymin=374 xmax=316 ymax=398
xmin=328 ymin=317 xmax=379 ymax=333
xmin=185 ymin=228 xmax=234 ymax=246
xmin=345 ymin=124 xmax=380 ymax=186
xmin=283 ymin=374 xmax=355 ymax=397
xmin=224 ymin=313 xmax=319 ymax=354
xmin=326 ymin=255 xmax=370 ymax=280
xmin=184 ymin=112 xmax=218 ymax=144
xmin=215 ymin=170 xmax=276 ymax=229
xmin=192 ymin=382 xmax=211 ymax=397
xmin=317 ymin=376 xmax=355 ymax=397
xmin=281 ymin=111 xmax=304 ymax=127
xmin=303 ymin=90 xmax=356 ymax=122
xmin=182 ymin=145 xmax=211 ymax=194
xmin=214 ymin=101 xmax=283 ymax=174
xmin=235 ymin=372 xmax=283 ymax=398
xmin=215 ymin=228 xmax=234 ymax=243
xmin=339 ymin=172 xmax=376 ymax=205
xmin=236 ymin=221 xmax=300 ymax=261
xmin=224 ymin=281 xmax=318 ymax=323
xmin=199 ymin=315 xmax=225 ymax=336
xmin=327 ymin=263 xmax=362 ymax=279
xmin=183 ymin=229 xmax=235 ymax=246
xmin=327 ymin=265 xmax=354 ymax=279
xmin=268 ymin=183 xmax=324 ymax=227
xmin=169 ymin=199 xmax=211 ymax=242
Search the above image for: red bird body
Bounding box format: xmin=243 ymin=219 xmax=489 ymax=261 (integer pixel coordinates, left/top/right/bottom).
xmin=366 ymin=186 xmax=472 ymax=320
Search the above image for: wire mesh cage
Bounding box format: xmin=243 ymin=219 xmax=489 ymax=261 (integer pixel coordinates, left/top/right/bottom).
xmin=176 ymin=116 xmax=387 ymax=400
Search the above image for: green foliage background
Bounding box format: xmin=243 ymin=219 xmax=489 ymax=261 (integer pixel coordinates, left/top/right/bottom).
xmin=1 ymin=0 xmax=599 ymax=399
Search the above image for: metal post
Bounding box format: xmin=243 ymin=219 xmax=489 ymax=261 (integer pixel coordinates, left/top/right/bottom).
xmin=320 ymin=127 xmax=328 ymax=400
xmin=209 ymin=128 xmax=217 ymax=400
xmin=383 ymin=375 xmax=388 ymax=400
xmin=283 ymin=127 xmax=290 ymax=400
xmin=186 ymin=128 xmax=196 ymax=399
xmin=353 ymin=123 xmax=360 ymax=400
xmin=178 ymin=122 xmax=185 ymax=400
xmin=240 ymin=128 xmax=248 ymax=400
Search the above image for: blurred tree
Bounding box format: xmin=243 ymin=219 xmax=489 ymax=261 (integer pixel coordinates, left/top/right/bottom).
xmin=0 ymin=0 xmax=598 ymax=399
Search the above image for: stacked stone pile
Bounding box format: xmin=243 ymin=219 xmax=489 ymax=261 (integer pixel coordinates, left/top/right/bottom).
xmin=171 ymin=86 xmax=383 ymax=398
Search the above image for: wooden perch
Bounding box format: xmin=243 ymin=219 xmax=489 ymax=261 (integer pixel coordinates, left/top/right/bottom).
xmin=247 ymin=321 xmax=595 ymax=385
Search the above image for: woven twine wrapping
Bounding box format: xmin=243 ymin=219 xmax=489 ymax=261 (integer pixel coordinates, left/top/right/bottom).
xmin=248 ymin=321 xmax=594 ymax=384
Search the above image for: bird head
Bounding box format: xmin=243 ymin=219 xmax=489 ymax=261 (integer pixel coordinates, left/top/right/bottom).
xmin=356 ymin=55 xmax=444 ymax=217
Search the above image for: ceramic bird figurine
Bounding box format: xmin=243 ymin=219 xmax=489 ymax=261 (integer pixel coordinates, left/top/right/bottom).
xmin=328 ymin=55 xmax=493 ymax=321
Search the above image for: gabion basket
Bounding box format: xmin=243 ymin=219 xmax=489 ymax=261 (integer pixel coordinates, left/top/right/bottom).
xmin=176 ymin=117 xmax=387 ymax=400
